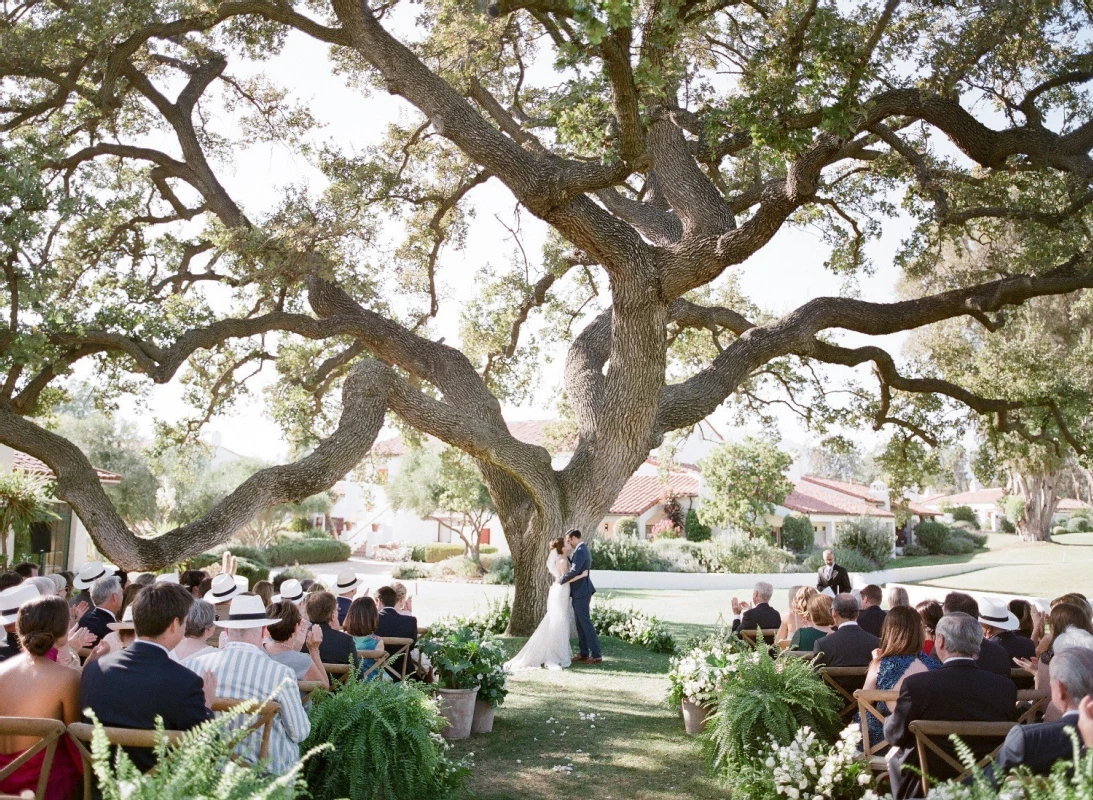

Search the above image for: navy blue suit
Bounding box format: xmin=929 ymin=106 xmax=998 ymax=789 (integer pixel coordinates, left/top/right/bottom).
xmin=375 ymin=608 xmax=419 ymax=680
xmin=79 ymin=640 xmax=213 ymax=771
xmin=337 ymin=595 xmax=352 ymax=625
xmin=77 ymin=607 xmax=116 ymax=647
xmin=559 ymin=542 xmax=600 ymax=659
xmin=989 ymin=711 xmax=1084 ymax=783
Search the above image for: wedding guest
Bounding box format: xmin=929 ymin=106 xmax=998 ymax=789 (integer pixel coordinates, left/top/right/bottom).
xmin=299 ymin=579 xmax=315 ymax=593
xmin=776 ymin=586 xmax=816 ymax=646
xmin=171 ymin=599 xmax=218 ymax=662
xmin=0 ymin=572 xmax=21 ymax=592
xmin=334 ymin=570 xmax=361 ymax=624
xmin=180 ymin=569 xmax=208 ymax=598
xmin=731 ymin=581 xmax=781 ymax=635
xmin=72 ymin=561 xmax=118 ymax=609
xmin=26 ymin=576 xmax=59 ymax=599
xmin=78 ymin=574 xmax=123 ymax=646
xmin=375 ymin=586 xmax=418 ymax=680
xmin=0 ymin=583 xmax=40 ymax=662
xmin=263 ymin=600 xmax=329 ymax=689
xmin=989 ymin=648 xmax=1093 ymax=782
xmin=99 ymin=606 xmax=137 ymax=653
xmin=80 ymin=583 xmax=216 ymax=772
xmin=302 ymin=590 xmax=356 ymax=669
xmin=183 ymin=594 xmax=310 ymax=774
xmin=120 ymin=582 xmax=145 ymax=616
xmin=887 ymin=586 xmax=910 ymax=609
xmin=978 ymin=597 xmax=1036 ymax=664
xmin=917 ymin=600 xmax=943 ymax=656
xmin=344 ymin=596 xmax=384 ymax=680
xmin=858 ymin=584 xmax=887 ymax=637
xmin=252 ymin=580 xmax=274 ymax=607
xmin=12 ymin=562 xmax=37 ymax=579
xmin=133 ymin=572 xmax=156 ymax=587
xmin=1016 ymin=603 xmax=1093 ymax=718
xmin=204 ymin=573 xmax=244 ymax=618
xmin=813 ymin=593 xmax=880 ymax=667
xmin=816 ymin=549 xmax=852 ymax=595
xmin=391 ymin=581 xmax=413 ymax=614
xmin=0 ymin=595 xmax=83 ymax=799
xmin=790 ymin=593 xmax=834 ymax=652
xmin=1009 ymin=598 xmax=1035 ymax=637
xmin=942 ymin=592 xmax=1011 ymax=677
xmin=1080 ymin=694 xmax=1093 ymax=748
xmin=884 ymin=612 xmax=1017 ymax=799
xmin=274 ymin=579 xmax=305 ymax=606
xmin=858 ymin=606 xmax=941 ymax=748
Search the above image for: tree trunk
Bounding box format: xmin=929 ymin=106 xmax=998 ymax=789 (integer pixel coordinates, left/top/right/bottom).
xmin=509 ymin=530 xmax=551 ymax=636
xmin=1014 ymin=471 xmax=1060 ymax=542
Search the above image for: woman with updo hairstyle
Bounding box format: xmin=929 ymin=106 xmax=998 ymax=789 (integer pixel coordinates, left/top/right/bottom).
xmin=790 ymin=593 xmax=834 ymax=651
xmin=777 ymin=586 xmax=818 ymax=646
xmin=0 ymin=596 xmax=84 ymax=797
xmin=917 ymin=599 xmax=944 ymax=656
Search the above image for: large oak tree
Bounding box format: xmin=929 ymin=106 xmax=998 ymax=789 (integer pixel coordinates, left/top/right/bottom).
xmin=2 ymin=0 xmax=1092 ymax=631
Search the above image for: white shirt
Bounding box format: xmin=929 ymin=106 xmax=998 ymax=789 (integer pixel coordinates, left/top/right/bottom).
xmin=942 ymin=656 xmax=976 ymax=664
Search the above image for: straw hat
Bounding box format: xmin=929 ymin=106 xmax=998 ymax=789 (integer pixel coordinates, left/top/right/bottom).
xmin=977 ymin=597 xmax=1019 ymax=631
xmin=334 ymin=570 xmax=361 ymax=595
xmin=215 ymin=594 xmax=279 ymax=629
xmin=107 ymin=606 xmax=135 ymax=632
xmin=0 ymin=583 xmax=41 ymax=625
xmin=273 ymin=579 xmax=304 ymax=605
xmin=73 ymin=561 xmax=118 ymax=590
xmin=204 ymin=573 xmax=243 ymax=604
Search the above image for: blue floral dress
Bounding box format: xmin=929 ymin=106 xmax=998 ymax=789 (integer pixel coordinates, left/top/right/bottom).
xmin=858 ymin=652 xmax=941 ymax=748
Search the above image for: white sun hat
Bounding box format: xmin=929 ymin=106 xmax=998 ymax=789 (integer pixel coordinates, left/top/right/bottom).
xmin=215 ymin=594 xmax=279 ymax=629
xmin=204 ymin=573 xmax=243 ymax=605
xmin=107 ymin=606 xmax=136 ymax=632
xmin=156 ymin=573 xmax=180 ymax=584
xmin=334 ymin=570 xmax=361 ymax=595
xmin=73 ymin=561 xmax=118 ymax=590
xmin=272 ymin=579 xmax=304 ymax=605
xmin=0 ymin=583 xmax=42 ymax=625
xmin=977 ymin=597 xmax=1019 ymax=631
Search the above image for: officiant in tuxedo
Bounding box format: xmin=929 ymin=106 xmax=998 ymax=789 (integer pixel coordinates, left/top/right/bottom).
xmin=816 ymin=549 xmax=852 ymax=595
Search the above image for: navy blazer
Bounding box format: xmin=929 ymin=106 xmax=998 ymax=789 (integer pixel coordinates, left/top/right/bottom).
xmin=991 ymin=631 xmax=1036 ymax=665
xmin=559 ymin=543 xmax=596 ymax=600
xmin=977 ymin=636 xmax=1015 ymax=677
xmin=79 ymin=640 xmax=213 ymax=772
xmin=306 ymin=622 xmax=357 ymax=669
xmin=732 ymin=602 xmax=782 ymax=634
xmin=77 ymin=607 xmax=116 ymax=647
xmin=858 ymin=605 xmax=887 ymax=638
xmin=990 ymin=711 xmax=1083 ymax=781
xmin=375 ymin=608 xmax=419 ymax=680
xmin=0 ymin=630 xmax=19 ymax=663
xmin=813 ymin=623 xmax=880 ymax=667
xmin=336 ymin=596 xmax=352 ymax=626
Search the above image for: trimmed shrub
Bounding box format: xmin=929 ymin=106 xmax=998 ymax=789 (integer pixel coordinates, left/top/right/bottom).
xmin=1067 ymin=516 xmax=1091 ymax=533
xmin=651 ymin=539 xmax=707 ymax=572
xmin=699 ymin=538 xmax=798 ymax=574
xmin=411 ymin=542 xmax=497 ymax=563
xmin=950 ymin=505 xmax=981 ymax=528
xmin=589 ymin=537 xmax=671 ymax=571
xmin=392 ymin=563 xmax=431 ymax=580
xmin=803 ymin=547 xmax=878 ymax=573
xmin=435 ymin=556 xmax=483 ymax=578
xmin=303 ymin=526 xmax=332 ymax=539
xmin=780 ymin=514 xmax=815 ymax=553
xmin=683 ymin=508 xmax=712 ymax=542
xmin=901 ymin=544 xmax=929 ymax=557
xmin=615 ymin=516 xmax=639 ymax=538
xmin=273 ymin=564 xmax=315 ymax=590
xmin=958 ymin=529 xmax=988 ymax=548
xmin=219 ymin=545 xmax=268 ymax=565
xmin=1053 ymin=525 xmax=1069 ymax=537
xmin=834 ymin=517 xmax=895 ymax=567
xmin=265 ymin=538 xmax=351 ymax=566
xmin=483 ymin=555 xmax=514 ymax=585
xmin=186 ymin=553 xmax=218 ymax=571
xmin=999 ymin=517 xmax=1016 ymax=533
xmin=913 ymin=520 xmax=952 ymax=554
xmin=951 ymin=520 xmax=975 ymax=531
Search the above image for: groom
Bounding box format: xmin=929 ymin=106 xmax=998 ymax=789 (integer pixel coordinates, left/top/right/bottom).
xmin=558 ymin=528 xmax=602 ymax=665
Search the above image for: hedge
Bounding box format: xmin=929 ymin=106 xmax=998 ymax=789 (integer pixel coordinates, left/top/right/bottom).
xmin=184 ymin=553 xmax=269 ymax=586
xmin=265 ymin=539 xmax=351 ymax=566
xmin=410 ymin=543 xmax=498 ymax=563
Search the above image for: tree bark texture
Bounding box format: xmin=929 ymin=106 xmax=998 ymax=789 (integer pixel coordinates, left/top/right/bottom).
xmin=1014 ymin=471 xmax=1060 ymax=543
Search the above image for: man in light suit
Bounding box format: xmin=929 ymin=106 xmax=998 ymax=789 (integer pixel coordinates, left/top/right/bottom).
xmin=989 ymin=648 xmax=1093 ymax=782
xmin=813 ymin=593 xmax=880 ymax=667
xmin=816 ymin=549 xmax=852 ymax=595
xmin=559 ymin=529 xmax=601 ymax=664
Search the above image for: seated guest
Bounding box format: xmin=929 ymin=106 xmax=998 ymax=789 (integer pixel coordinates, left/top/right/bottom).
xmin=302 ymin=590 xmax=356 ymax=669
xmin=0 ymin=595 xmax=83 ymax=799
xmin=171 ymin=599 xmax=218 ymax=661
xmin=989 ymin=648 xmax=1093 ymax=783
xmin=133 ymin=572 xmax=156 ymax=587
xmin=858 ymin=584 xmax=887 ymax=638
xmin=0 ymin=572 xmax=21 ymax=592
xmin=263 ymin=600 xmax=329 ymax=689
xmin=887 ymin=586 xmax=910 ymax=609
xmin=884 ymin=612 xmax=1017 ymax=798
xmin=299 ymin=579 xmax=316 ymax=593
xmin=858 ymin=606 xmax=941 ymax=748
xmin=943 ymin=592 xmax=1011 ymax=677
xmin=978 ymin=597 xmax=1036 ymax=664
xmin=183 ymin=594 xmax=310 ymax=774
xmin=1080 ymin=694 xmax=1093 ymax=749
xmin=777 ymin=586 xmax=817 ymax=646
xmin=813 ymin=593 xmax=880 ymax=667
xmin=375 ymin=585 xmax=418 ymax=680
xmin=98 ymin=606 xmax=137 ymax=653
xmin=273 ymin=579 xmax=305 ymax=606
xmin=180 ymin=569 xmax=208 ymax=598
xmin=80 ymin=583 xmax=216 ymax=772
xmin=204 ymin=573 xmax=244 ymax=619
xmin=917 ymin=600 xmax=943 ymax=656
xmin=12 ymin=562 xmax=38 ymax=579
xmin=1010 ymin=598 xmax=1034 ymax=638
xmin=72 ymin=561 xmax=117 ymax=609
xmin=1019 ymin=603 xmax=1093 ymax=701
xmin=334 ymin=570 xmax=361 ymax=625
xmin=252 ymin=580 xmax=274 ymax=607
xmin=78 ymin=574 xmax=123 ymax=646
xmin=120 ymin=582 xmax=145 ymax=616
xmin=731 ymin=581 xmax=782 ymax=635
xmin=790 ymin=594 xmax=834 ymax=652
xmin=344 ymin=596 xmax=384 ymax=680
xmin=391 ymin=581 xmax=413 ymax=614
xmin=0 ymin=583 xmax=40 ymax=662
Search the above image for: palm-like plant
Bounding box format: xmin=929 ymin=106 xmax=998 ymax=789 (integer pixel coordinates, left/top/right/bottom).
xmin=0 ymin=469 xmax=58 ymax=565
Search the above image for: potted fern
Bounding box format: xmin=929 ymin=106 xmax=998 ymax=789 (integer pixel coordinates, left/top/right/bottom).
xmin=418 ymin=626 xmax=482 ymax=739
xmin=469 ymin=636 xmax=508 ymax=734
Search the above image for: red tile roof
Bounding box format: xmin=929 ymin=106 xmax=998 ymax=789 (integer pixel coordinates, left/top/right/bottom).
xmin=11 ymin=451 xmax=123 ymax=484
xmin=922 ymin=488 xmax=1005 ymax=507
xmin=609 ymin=473 xmax=700 ymax=516
xmin=801 ymin=475 xmax=884 ymax=503
xmin=643 ymin=457 xmax=700 ymax=473
xmin=783 ymin=479 xmax=894 ymax=518
xmin=371 ymin=437 xmax=407 ymax=457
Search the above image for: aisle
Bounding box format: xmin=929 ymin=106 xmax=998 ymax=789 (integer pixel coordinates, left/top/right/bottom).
xmin=446 ymin=636 xmax=722 ymax=800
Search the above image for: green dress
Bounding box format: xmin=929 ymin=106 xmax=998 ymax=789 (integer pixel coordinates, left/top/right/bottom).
xmin=790 ymin=626 xmax=828 ymax=652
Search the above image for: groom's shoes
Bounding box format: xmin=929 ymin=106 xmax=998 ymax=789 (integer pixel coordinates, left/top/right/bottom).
xmin=572 ymin=655 xmax=590 ymax=663
xmin=586 ymin=657 xmax=603 ymax=665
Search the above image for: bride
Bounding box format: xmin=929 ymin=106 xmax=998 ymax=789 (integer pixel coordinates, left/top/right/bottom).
xmin=506 ymin=537 xmax=588 ymax=671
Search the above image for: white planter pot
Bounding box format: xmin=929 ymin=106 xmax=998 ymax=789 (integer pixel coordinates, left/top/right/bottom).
xmin=682 ymin=699 xmax=712 ymax=735
xmin=471 ymin=698 xmax=496 ymax=734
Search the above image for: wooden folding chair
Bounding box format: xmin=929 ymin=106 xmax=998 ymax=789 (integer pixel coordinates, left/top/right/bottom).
xmin=297 ymin=681 xmax=323 ymax=703
xmin=67 ymin=722 xmax=186 ymax=797
xmin=740 ymin=628 xmax=779 ymax=647
xmin=1016 ymin=688 xmax=1050 ymax=724
xmin=908 ymin=719 xmax=1017 ymax=795
xmin=854 ymin=689 xmax=899 ymax=777
xmin=211 ymin=699 xmax=281 ymax=762
xmin=356 ymin=648 xmax=388 ymax=682
xmin=0 ymin=717 xmax=67 ymax=800
xmin=323 ymin=664 xmax=353 ymax=686
xmin=1010 ymin=668 xmax=1035 ymax=691
xmin=380 ymin=637 xmax=417 ymax=681
xmin=819 ymin=666 xmax=869 ymax=720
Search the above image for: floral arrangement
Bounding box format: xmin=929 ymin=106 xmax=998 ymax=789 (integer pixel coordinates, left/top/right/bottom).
xmin=590 ymin=600 xmax=676 ymax=653
xmin=371 ymin=541 xmax=414 ymax=562
xmin=758 ymin=725 xmax=874 ymax=800
xmin=417 ymin=625 xmax=509 ymax=706
xmin=472 ymin=636 xmax=509 ymax=707
xmin=667 ymin=635 xmax=739 ymax=708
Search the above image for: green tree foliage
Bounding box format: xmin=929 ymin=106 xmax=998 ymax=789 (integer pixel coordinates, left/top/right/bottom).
xmin=0 ymin=469 xmax=57 ymax=564
xmin=833 ymin=517 xmax=895 ymax=568
xmin=949 ymin=505 xmax=981 ymax=528
xmin=698 ymin=438 xmax=793 ymax=536
xmin=780 ymin=514 xmax=815 ymax=553
xmin=683 ymin=507 xmax=712 ymax=542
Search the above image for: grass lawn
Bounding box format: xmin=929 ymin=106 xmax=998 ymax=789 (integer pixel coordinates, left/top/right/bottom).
xmin=446 ymin=636 xmax=722 ymax=800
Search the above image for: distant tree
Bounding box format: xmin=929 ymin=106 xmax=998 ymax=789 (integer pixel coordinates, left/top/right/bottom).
xmin=780 ymin=514 xmax=815 ymax=553
xmin=699 ymin=438 xmax=793 ymax=536
xmin=683 ymin=508 xmax=712 ymax=542
xmin=806 ymin=437 xmax=876 ymax=485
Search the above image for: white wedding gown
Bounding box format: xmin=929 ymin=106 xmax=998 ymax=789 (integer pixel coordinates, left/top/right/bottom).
xmin=506 ymin=552 xmax=573 ymax=671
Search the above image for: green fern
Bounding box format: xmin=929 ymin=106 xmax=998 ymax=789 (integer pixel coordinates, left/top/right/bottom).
xmin=302 ymin=673 xmax=469 ymax=800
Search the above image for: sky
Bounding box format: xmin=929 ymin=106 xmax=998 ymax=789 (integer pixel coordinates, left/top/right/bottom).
xmin=112 ymin=23 xmax=918 ymax=465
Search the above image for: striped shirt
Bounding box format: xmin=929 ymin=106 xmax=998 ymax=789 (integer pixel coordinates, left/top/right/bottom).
xmin=183 ymin=641 xmax=310 ymax=775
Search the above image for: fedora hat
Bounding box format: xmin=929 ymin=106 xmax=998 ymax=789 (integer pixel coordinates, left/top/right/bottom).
xmin=0 ymin=583 xmax=41 ymax=625
xmin=978 ymin=597 xmax=1019 ymax=631
xmin=273 ymin=579 xmax=304 ymax=605
xmin=216 ymin=594 xmax=278 ymax=629
xmin=334 ymin=570 xmax=361 ymax=595
xmin=73 ymin=561 xmax=117 ymax=590
xmin=156 ymin=573 xmax=180 ymax=584
xmin=107 ymin=606 xmax=135 ymax=632
xmin=204 ymin=573 xmax=243 ymax=604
